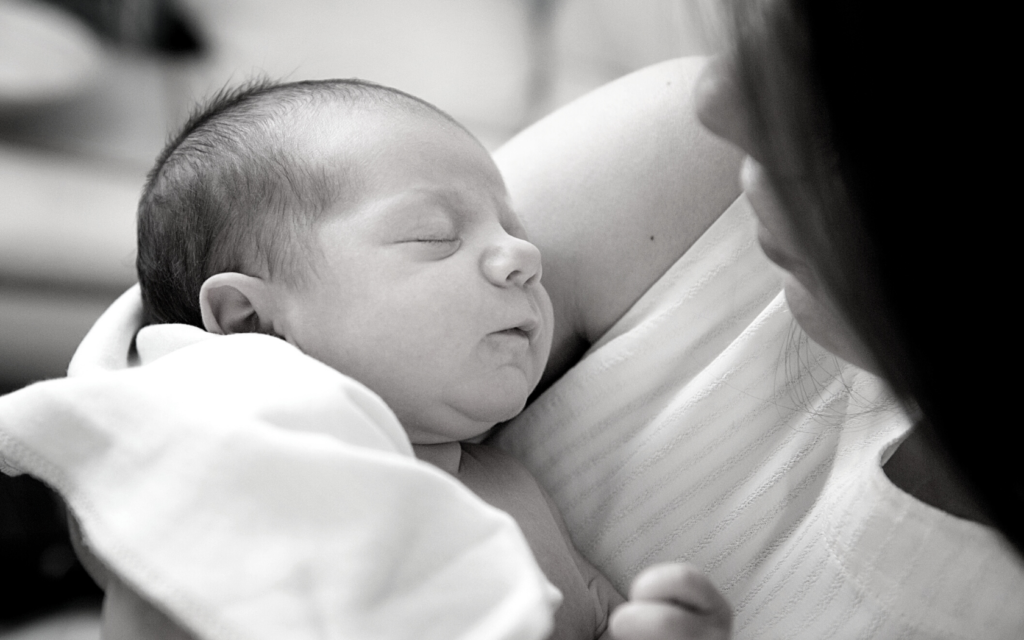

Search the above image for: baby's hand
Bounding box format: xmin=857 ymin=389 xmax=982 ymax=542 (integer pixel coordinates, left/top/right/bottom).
xmin=608 ymin=563 xmax=731 ymax=640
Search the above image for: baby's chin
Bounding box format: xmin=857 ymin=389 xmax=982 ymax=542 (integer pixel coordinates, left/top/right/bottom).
xmin=406 ymin=396 xmax=530 ymax=445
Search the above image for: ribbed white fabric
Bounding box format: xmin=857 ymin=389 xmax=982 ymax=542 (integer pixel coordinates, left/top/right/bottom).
xmin=494 ymin=195 xmax=1024 ymax=639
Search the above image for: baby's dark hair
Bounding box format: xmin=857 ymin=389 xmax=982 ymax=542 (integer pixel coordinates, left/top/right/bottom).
xmin=137 ymin=77 xmax=465 ymax=328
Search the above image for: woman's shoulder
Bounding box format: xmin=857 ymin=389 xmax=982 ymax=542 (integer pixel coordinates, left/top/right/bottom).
xmin=495 ymin=57 xmax=743 ymax=387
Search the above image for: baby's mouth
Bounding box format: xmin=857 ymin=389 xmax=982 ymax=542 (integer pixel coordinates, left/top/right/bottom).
xmin=491 ymin=316 xmax=539 ymax=343
xmin=495 ymin=327 xmax=530 ymax=340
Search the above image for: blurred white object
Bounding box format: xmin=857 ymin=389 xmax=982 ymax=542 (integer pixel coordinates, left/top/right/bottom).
xmin=1 ymin=299 xmax=560 ymax=640
xmin=0 ymin=0 xmax=103 ymax=107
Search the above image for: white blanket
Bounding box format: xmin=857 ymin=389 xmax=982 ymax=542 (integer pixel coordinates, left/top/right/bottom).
xmin=0 ymin=287 xmax=558 ymax=640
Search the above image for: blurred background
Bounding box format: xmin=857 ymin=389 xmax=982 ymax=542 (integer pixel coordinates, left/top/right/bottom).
xmin=0 ymin=0 xmax=716 ymax=636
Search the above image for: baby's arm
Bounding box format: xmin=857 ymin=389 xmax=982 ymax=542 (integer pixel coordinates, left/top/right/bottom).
xmin=608 ymin=564 xmax=731 ymax=640
xmin=535 ymin=482 xmax=626 ymax=635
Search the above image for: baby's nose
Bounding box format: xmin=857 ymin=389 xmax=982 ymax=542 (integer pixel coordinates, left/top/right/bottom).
xmin=483 ymin=235 xmax=542 ymax=288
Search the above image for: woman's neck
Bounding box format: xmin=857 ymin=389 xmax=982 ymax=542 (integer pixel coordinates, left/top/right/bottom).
xmin=883 ymin=425 xmax=993 ymax=526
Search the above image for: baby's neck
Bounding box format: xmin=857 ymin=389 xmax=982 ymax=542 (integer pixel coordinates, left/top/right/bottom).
xmin=412 ymin=442 xmax=463 ymax=475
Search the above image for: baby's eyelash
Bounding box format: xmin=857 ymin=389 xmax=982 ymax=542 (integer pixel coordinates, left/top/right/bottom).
xmin=415 ymin=237 xmax=458 ymax=244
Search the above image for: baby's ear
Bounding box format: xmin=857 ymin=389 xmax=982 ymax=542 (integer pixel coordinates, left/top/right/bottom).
xmin=199 ymin=273 xmax=272 ymax=335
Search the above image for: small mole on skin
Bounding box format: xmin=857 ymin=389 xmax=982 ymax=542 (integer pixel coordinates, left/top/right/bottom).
xmin=649 ymin=235 xmax=655 ymax=241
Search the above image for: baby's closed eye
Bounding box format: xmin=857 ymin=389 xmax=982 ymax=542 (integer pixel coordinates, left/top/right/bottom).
xmin=390 ymin=210 xmax=462 ymax=253
xmin=396 ymin=211 xmax=459 ymax=241
xmin=394 ymin=221 xmax=461 ymax=257
xmin=409 ymin=235 xmax=459 ymax=244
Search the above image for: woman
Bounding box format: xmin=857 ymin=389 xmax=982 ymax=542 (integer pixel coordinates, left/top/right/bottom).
xmin=696 ymin=0 xmax=1021 ymax=551
xmin=494 ymin=1 xmax=1023 ymax=638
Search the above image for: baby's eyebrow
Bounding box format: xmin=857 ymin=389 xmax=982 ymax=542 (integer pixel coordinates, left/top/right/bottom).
xmin=371 ymin=186 xmax=515 ymax=231
xmin=396 ymin=188 xmax=487 ymax=229
xmin=363 ymin=189 xmax=457 ymax=222
xmin=395 ymin=186 xmax=462 ymax=210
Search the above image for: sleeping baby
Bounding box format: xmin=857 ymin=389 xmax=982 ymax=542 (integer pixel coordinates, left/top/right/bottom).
xmin=135 ymin=78 xmax=729 ymax=640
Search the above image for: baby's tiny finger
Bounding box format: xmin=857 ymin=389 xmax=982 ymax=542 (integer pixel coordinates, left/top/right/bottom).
xmin=630 ymin=563 xmax=728 ymax=618
xmin=609 ymin=600 xmax=729 ymax=640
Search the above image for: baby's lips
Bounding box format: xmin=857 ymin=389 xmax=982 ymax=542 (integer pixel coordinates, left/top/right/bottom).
xmin=517 ymin=316 xmax=539 ymax=335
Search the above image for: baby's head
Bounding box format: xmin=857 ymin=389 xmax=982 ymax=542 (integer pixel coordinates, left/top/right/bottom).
xmin=137 ymin=79 xmax=554 ymax=444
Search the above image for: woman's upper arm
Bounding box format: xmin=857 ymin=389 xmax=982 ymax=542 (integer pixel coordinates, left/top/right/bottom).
xmin=495 ymin=57 xmax=742 ymax=385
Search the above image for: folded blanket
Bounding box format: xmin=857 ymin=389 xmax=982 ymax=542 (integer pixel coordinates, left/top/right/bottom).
xmin=0 ymin=287 xmax=558 ymax=640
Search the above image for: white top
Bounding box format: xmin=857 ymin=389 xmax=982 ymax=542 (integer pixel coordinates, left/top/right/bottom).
xmin=494 ymin=195 xmax=1024 ymax=639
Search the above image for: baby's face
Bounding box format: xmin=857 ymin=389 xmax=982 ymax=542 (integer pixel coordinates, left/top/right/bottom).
xmin=278 ymin=109 xmax=554 ymax=444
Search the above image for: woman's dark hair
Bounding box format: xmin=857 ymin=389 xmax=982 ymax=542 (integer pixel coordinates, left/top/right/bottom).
xmin=729 ymin=0 xmax=1020 ymax=551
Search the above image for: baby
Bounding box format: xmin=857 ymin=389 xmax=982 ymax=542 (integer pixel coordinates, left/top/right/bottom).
xmin=136 ymin=78 xmax=729 ymax=640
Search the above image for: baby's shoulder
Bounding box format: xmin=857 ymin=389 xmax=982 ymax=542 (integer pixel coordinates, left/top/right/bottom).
xmin=457 ymin=442 xmax=542 ymax=502
xmin=457 ymin=442 xmax=572 ymax=545
xmin=458 ymin=443 xmax=624 ymax=639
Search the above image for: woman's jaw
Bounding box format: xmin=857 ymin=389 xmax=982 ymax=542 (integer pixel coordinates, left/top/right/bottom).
xmin=697 ymin=58 xmax=878 ymax=374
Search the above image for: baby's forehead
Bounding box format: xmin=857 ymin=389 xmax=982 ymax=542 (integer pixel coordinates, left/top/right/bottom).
xmin=302 ymin=108 xmax=504 ymax=193
xmin=296 ymin=98 xmax=463 ymax=148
